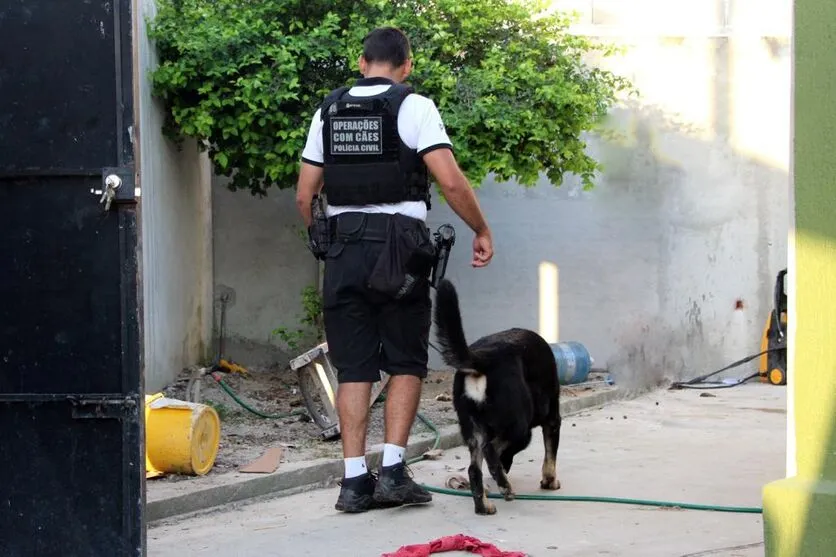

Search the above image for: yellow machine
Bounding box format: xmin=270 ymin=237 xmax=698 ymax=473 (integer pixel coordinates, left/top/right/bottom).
xmin=671 ymin=269 xmax=789 ymax=391
xmin=759 ymin=269 xmax=788 ymax=386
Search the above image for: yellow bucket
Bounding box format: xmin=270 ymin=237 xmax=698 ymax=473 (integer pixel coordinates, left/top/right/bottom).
xmin=144 ymin=393 xmax=221 ymax=478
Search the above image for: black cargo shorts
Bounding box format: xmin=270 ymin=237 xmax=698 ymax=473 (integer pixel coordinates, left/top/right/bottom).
xmin=322 ymin=212 xmax=433 ymax=384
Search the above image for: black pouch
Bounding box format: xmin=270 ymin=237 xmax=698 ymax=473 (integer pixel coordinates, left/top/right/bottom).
xmin=367 ymin=214 xmax=436 ymax=299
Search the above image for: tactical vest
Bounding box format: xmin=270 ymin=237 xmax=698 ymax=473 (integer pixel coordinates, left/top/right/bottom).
xmin=320 ymin=83 xmax=431 ymax=208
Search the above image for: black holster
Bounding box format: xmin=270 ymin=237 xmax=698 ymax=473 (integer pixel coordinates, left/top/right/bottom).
xmin=306 ymin=195 xmax=331 ymax=261
xmin=430 ymin=224 xmax=456 ymax=288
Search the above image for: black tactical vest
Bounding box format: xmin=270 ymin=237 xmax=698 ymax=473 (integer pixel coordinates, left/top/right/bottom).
xmin=320 ymin=82 xmax=431 ymax=208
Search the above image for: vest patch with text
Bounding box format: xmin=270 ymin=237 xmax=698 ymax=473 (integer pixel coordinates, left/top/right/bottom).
xmin=319 ymin=83 xmax=431 ymax=208
xmin=328 ymin=116 xmax=383 ymax=156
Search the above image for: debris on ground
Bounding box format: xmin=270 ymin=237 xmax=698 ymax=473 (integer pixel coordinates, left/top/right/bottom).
xmin=445 ymin=475 xmax=470 ymax=491
xmin=158 ymin=366 xmax=461 ymax=478
xmin=422 ymin=449 xmax=445 ymax=460
xmin=155 ymin=364 xmax=616 ymax=484
xmin=239 ymin=447 xmax=283 ymax=474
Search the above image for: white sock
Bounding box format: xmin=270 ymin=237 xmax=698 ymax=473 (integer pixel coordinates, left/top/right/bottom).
xmin=344 ymin=456 xmax=368 ymax=479
xmin=382 ymin=443 xmax=406 ymax=467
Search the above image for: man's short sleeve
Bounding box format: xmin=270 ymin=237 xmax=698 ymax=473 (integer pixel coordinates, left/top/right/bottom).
xmin=301 ymin=108 xmax=324 ymax=167
xmin=411 ymin=98 xmax=454 ymax=156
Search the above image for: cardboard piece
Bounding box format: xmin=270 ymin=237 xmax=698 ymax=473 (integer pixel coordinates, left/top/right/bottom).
xmin=239 ymin=447 xmax=283 ymax=474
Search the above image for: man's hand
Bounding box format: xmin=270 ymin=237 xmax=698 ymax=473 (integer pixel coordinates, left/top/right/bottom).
xmin=472 ymin=231 xmax=493 ymax=268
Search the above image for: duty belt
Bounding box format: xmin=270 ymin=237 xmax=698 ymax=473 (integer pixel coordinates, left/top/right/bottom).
xmin=329 ymin=212 xmax=399 ymax=243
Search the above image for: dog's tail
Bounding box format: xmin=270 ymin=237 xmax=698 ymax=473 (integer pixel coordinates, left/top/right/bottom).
xmin=433 ymin=279 xmax=474 ymax=369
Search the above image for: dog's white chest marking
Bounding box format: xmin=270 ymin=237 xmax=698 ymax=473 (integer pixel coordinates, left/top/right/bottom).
xmin=464 ymin=374 xmax=488 ymax=403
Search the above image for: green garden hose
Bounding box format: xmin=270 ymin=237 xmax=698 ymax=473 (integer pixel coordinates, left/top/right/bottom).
xmin=412 ymin=411 xmax=442 ymax=455
xmin=215 ymin=378 xmax=762 ymax=514
xmin=403 ymin=398 xmax=763 ymax=514
xmin=212 ymin=372 xmax=308 ymax=420
xmin=419 ymin=485 xmax=763 ymax=514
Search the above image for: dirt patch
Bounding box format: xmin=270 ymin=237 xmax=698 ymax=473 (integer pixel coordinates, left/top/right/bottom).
xmin=158 ymin=366 xmax=460 ymax=478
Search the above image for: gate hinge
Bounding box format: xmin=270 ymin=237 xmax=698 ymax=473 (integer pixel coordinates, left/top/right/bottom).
xmin=71 ymin=397 xmax=137 ymax=420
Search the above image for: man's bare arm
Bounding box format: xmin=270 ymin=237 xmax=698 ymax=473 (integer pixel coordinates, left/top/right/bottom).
xmin=423 ymin=148 xmax=493 ymax=267
xmin=295 ymin=162 xmax=324 ymax=227
xmin=423 ymin=149 xmax=489 ymax=235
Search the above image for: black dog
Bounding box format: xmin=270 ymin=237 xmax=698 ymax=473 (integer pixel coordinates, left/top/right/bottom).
xmin=433 ymin=279 xmax=562 ymax=515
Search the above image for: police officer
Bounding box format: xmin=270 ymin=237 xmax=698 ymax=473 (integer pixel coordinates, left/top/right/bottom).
xmin=296 ymin=27 xmax=494 ymax=513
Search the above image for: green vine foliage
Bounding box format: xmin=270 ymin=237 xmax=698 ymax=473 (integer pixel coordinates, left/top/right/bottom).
xmin=271 ymin=285 xmax=323 ymax=353
xmin=149 ymin=0 xmax=633 ymax=196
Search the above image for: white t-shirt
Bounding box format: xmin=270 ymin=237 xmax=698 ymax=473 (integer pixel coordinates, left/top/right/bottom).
xmin=301 ymin=78 xmax=453 ymax=221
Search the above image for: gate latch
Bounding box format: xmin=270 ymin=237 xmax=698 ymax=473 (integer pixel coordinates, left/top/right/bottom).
xmin=94 ymin=167 xmax=136 ymax=211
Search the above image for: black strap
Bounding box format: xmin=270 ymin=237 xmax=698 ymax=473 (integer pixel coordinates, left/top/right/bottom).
xmin=383 ymin=83 xmax=414 ymax=119
xmin=320 ymin=86 xmax=350 ymax=119
xmin=320 ymin=83 xmax=414 ymax=120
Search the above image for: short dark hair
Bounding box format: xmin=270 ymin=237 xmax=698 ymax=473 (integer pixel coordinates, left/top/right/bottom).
xmin=362 ymin=27 xmax=411 ymax=68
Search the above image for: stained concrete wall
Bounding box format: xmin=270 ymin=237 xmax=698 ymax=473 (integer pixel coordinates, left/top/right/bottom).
xmin=212 ymin=179 xmax=318 ymax=367
xmin=212 ymin=0 xmax=790 ymax=390
xmin=426 ymin=0 xmax=791 ymax=389
xmin=135 ymin=0 xmax=214 ymax=392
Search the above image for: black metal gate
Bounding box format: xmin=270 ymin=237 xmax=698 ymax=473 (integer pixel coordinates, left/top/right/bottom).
xmin=0 ymin=1 xmax=143 ymax=555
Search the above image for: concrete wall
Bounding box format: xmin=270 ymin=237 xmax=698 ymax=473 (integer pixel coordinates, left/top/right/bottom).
xmin=426 ymin=0 xmax=790 ymax=390
xmin=135 ymin=0 xmax=214 ymax=392
xmin=211 ymin=0 xmax=790 ymax=390
xmin=212 ymin=179 xmax=318 ymax=367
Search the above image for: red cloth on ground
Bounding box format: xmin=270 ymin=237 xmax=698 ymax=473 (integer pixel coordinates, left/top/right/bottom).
xmin=381 ymin=534 xmax=527 ymax=557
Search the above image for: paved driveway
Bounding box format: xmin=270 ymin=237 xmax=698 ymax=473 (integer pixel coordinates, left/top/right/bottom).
xmin=148 ymin=385 xmax=785 ymax=556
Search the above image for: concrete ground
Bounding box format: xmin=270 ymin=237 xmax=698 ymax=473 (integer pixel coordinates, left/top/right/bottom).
xmin=148 ymin=384 xmax=785 ymax=557
xmin=146 ymin=388 xmax=620 ymax=522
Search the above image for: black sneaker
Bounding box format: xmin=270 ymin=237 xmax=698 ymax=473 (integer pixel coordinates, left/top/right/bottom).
xmin=335 ymin=473 xmax=380 ymax=513
xmin=373 ymin=462 xmax=433 ymax=507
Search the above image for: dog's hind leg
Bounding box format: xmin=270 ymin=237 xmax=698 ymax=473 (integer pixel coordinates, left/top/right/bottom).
xmin=485 ymin=442 xmax=516 ymax=501
xmin=540 ymin=409 xmax=562 ymax=490
xmin=499 ymin=434 xmax=530 ymax=475
xmin=467 ymin=435 xmax=496 ymax=515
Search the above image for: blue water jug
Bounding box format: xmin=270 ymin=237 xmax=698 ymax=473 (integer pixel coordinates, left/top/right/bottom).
xmin=550 ymin=341 xmax=593 ymax=385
